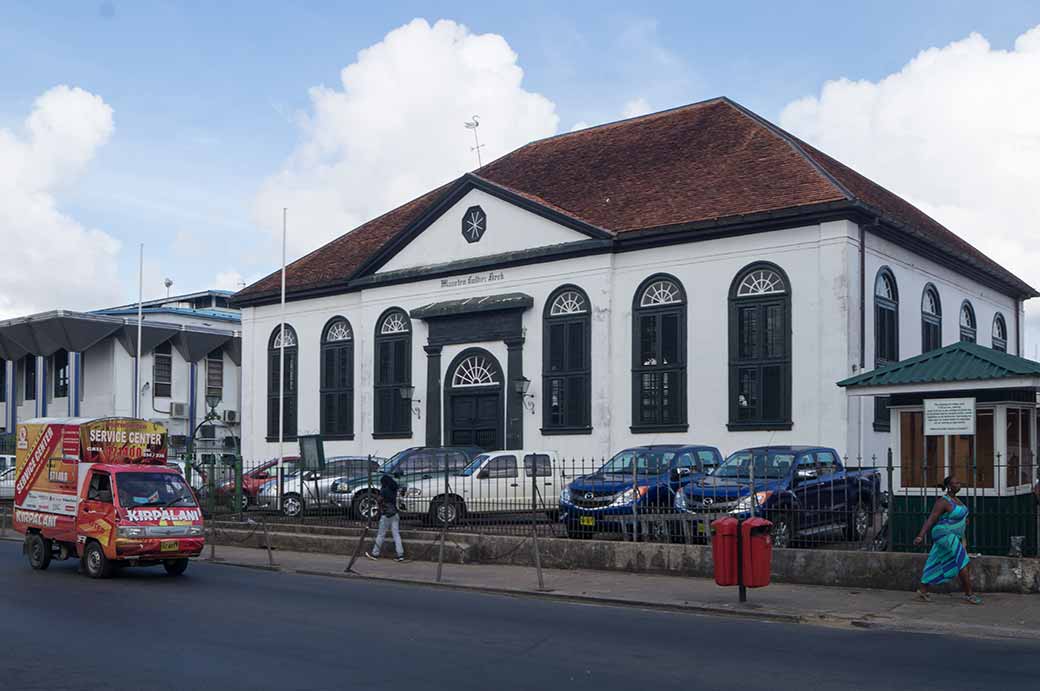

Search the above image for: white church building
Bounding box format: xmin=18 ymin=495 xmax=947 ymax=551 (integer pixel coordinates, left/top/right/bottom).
xmin=233 ymin=98 xmax=1035 ymax=464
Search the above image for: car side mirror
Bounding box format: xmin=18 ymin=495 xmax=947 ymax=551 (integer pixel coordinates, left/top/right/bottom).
xmin=796 ymin=469 xmax=818 ymax=482
xmin=477 ymin=468 xmax=490 ymax=480
xmin=671 ymin=467 xmax=692 ymax=481
xmin=254 ymin=472 xmax=269 ymax=480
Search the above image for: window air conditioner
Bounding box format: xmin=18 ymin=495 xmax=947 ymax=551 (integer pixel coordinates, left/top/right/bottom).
xmin=223 ymin=410 xmax=238 ymax=424
xmin=169 ymin=402 xmax=188 ymax=419
xmin=169 ymin=435 xmax=188 ymax=448
xmin=199 ymin=425 xmax=216 ymax=440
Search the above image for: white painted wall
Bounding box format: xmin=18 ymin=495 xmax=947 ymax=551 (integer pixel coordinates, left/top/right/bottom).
xmin=379 ymin=188 xmax=592 ymax=274
xmin=239 ymin=196 xmax=1027 ymax=469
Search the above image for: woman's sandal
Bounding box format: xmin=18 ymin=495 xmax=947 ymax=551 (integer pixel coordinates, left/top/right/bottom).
xmin=962 ymin=594 xmax=983 ymax=605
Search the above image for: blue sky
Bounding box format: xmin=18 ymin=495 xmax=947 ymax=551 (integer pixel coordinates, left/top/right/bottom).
xmin=1 ymin=1 xmax=1039 ymax=334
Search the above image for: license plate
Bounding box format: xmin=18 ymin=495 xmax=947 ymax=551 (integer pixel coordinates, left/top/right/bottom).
xmin=579 ymin=516 xmax=595 ymax=527
xmin=160 ymin=540 xmax=179 ymax=553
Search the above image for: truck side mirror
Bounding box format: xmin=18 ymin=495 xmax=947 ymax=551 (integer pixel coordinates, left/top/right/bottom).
xmin=477 ymin=468 xmax=490 ymax=480
xmin=796 ymin=468 xmax=818 ymax=482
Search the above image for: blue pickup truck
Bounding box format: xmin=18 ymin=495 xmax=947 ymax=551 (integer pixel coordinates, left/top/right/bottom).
xmin=673 ymin=446 xmax=881 ymax=548
xmin=560 ymin=444 xmax=722 ymax=539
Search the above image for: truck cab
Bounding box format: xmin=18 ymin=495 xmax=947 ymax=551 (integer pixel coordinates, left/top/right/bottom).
xmin=674 ymin=445 xmax=881 ymax=548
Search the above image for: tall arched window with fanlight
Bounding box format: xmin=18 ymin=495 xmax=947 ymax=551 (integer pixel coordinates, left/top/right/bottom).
xmin=729 ymin=263 xmax=792 ymax=430
xmin=873 ymin=268 xmax=899 ymax=431
xmin=543 ymin=286 xmax=591 ymax=433
xmin=267 ymin=325 xmax=298 ymax=440
xmin=374 ymin=308 xmax=412 ymax=437
xmin=921 ymin=285 xmax=942 ymax=353
xmin=959 ymin=301 xmax=977 ymax=343
xmin=321 ymin=317 xmax=354 ymax=438
xmin=632 ymin=275 xmax=687 ymax=431
xmin=992 ymin=313 xmax=1007 ymax=352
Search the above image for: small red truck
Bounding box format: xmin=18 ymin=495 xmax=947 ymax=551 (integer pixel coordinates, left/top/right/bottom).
xmin=13 ymin=417 xmax=205 ymax=578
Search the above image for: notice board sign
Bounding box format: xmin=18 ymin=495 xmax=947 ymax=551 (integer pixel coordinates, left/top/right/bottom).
xmin=297 ymin=434 xmax=327 ymax=471
xmin=924 ymin=398 xmax=975 ymax=436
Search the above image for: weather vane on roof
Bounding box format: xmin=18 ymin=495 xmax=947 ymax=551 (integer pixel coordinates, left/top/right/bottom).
xmin=464 ymin=115 xmax=484 ymax=168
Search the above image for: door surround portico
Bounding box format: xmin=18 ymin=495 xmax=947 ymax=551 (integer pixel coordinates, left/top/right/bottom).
xmin=410 ymin=293 xmax=533 ymax=450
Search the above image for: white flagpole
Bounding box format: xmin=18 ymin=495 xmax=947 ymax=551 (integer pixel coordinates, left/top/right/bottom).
xmin=277 ymin=209 xmax=287 ymax=509
xmin=136 ymin=243 xmax=143 ymax=418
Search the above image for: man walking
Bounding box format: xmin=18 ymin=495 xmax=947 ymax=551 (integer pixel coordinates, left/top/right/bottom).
xmin=366 ymin=474 xmax=405 ymax=562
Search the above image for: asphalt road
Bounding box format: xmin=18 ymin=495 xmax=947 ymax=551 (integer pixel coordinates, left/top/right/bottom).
xmin=1 ymin=541 xmax=1037 ymax=691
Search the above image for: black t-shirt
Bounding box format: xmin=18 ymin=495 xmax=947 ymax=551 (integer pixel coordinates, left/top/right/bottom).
xmin=380 ymin=479 xmax=399 ymax=516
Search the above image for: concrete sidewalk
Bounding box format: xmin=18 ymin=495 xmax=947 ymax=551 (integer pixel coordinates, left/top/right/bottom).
xmin=201 ymin=542 xmax=1040 ymax=642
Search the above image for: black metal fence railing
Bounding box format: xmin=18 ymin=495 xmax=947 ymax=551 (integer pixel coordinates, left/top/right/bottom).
xmin=1 ymin=450 xmax=1037 ymax=558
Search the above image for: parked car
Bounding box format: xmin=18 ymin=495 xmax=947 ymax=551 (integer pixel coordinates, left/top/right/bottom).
xmin=400 ymin=450 xmax=560 ymax=525
xmin=328 ymin=446 xmax=482 ymax=519
xmin=0 ymin=454 xmax=15 ymax=473
xmin=214 ymin=456 xmax=301 ymax=510
xmin=559 ymin=444 xmax=722 ymax=539
xmin=0 ymin=466 xmax=13 ymax=500
xmin=673 ymin=446 xmax=882 ymax=548
xmin=256 ymin=456 xmax=383 ymax=518
xmin=167 ymin=460 xmax=208 ymax=493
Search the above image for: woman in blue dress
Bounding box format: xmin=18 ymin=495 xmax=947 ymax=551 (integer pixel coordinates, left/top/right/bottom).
xmin=913 ymin=476 xmax=981 ymax=604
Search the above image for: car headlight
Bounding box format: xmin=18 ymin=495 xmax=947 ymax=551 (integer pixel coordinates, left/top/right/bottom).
xmin=560 ymin=488 xmax=571 ymax=504
xmin=610 ymin=486 xmax=649 ymax=507
xmin=330 ymin=481 xmax=345 ymax=493
xmin=117 ymin=526 xmax=145 ymax=538
xmin=730 ymin=491 xmax=773 ymax=514
xmin=404 ymin=487 xmax=422 ymax=498
xmin=674 ymin=491 xmax=687 ymax=511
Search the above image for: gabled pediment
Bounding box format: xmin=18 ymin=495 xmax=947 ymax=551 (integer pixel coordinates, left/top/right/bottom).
xmin=365 ymin=175 xmax=611 ymax=276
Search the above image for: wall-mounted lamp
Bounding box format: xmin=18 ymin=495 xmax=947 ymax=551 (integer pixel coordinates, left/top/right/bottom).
xmin=513 ymin=376 xmax=535 ymax=415
xmin=400 ymin=385 xmax=422 ymax=419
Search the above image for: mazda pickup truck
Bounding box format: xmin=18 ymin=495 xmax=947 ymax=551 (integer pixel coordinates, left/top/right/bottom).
xmin=674 ymin=446 xmax=881 ymax=548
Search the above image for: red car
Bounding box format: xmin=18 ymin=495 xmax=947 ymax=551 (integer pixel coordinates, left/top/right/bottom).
xmin=216 ymin=457 xmax=300 ymax=510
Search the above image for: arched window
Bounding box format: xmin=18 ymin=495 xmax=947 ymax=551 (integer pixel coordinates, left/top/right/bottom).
xmin=374 ymin=309 xmax=412 ymax=436
xmin=321 ymin=317 xmax=354 ymax=438
xmin=543 ymin=286 xmax=592 ymax=433
xmin=959 ymin=301 xmax=977 ymax=343
xmin=729 ymin=263 xmax=791 ymax=429
xmin=632 ymin=275 xmax=686 ymax=430
xmin=992 ymin=313 xmax=1007 ymax=352
xmin=267 ymin=325 xmax=298 ymax=440
xmin=873 ymin=269 xmax=899 ymax=431
xmin=921 ymin=285 xmax=942 ymax=353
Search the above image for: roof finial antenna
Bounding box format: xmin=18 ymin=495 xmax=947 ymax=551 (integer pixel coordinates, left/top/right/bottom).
xmin=464 ymin=115 xmax=484 ymax=168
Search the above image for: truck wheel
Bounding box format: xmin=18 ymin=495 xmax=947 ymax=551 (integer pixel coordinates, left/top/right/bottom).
xmin=26 ymin=534 xmax=52 ymax=571
xmin=163 ymin=559 xmax=189 ymax=576
xmin=771 ymin=514 xmax=794 ymax=549
xmin=84 ymin=541 xmax=114 ymax=579
xmin=846 ymin=500 xmax=871 ymax=542
xmin=430 ymin=497 xmax=462 ymax=526
xmin=352 ymin=492 xmax=380 ymax=521
xmin=281 ymin=493 xmax=304 ymax=518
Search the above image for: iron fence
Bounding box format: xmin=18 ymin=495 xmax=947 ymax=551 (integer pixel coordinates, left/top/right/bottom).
xmin=196 ymin=451 xmax=1039 ymax=557
xmin=1 ymin=448 xmax=1036 ymax=558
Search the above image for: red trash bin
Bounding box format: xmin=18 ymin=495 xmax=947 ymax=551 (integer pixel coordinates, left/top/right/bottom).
xmin=711 ymin=517 xmax=739 ymax=586
xmin=741 ymin=517 xmax=773 ymax=588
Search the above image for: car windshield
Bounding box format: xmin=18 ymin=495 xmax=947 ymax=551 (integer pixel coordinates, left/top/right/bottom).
xmin=598 ymin=449 xmax=677 ymax=476
xmin=116 ymin=472 xmax=197 ymax=508
xmin=460 ymin=454 xmax=492 ymax=476
xmin=381 ymin=449 xmax=415 ymax=473
xmin=712 ymin=451 xmax=795 ymax=480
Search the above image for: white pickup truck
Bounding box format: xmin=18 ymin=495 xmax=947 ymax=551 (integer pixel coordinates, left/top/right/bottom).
xmin=400 ymin=450 xmax=560 ymax=525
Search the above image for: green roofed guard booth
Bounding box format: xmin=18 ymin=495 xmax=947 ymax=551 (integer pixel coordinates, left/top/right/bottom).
xmin=838 ymin=342 xmax=1040 ymax=557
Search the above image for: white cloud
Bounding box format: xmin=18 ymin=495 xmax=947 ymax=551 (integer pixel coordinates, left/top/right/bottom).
xmin=0 ymin=86 xmax=122 ymax=317
xmin=780 ymin=25 xmax=1040 ymax=355
xmin=621 ymin=97 xmax=651 ymax=119
xmin=214 ymin=270 xmax=246 ymax=292
xmin=254 ymin=18 xmax=559 ymax=258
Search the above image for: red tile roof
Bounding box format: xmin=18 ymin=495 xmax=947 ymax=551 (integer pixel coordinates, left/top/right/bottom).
xmin=236 ymin=98 xmax=1035 ymax=303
